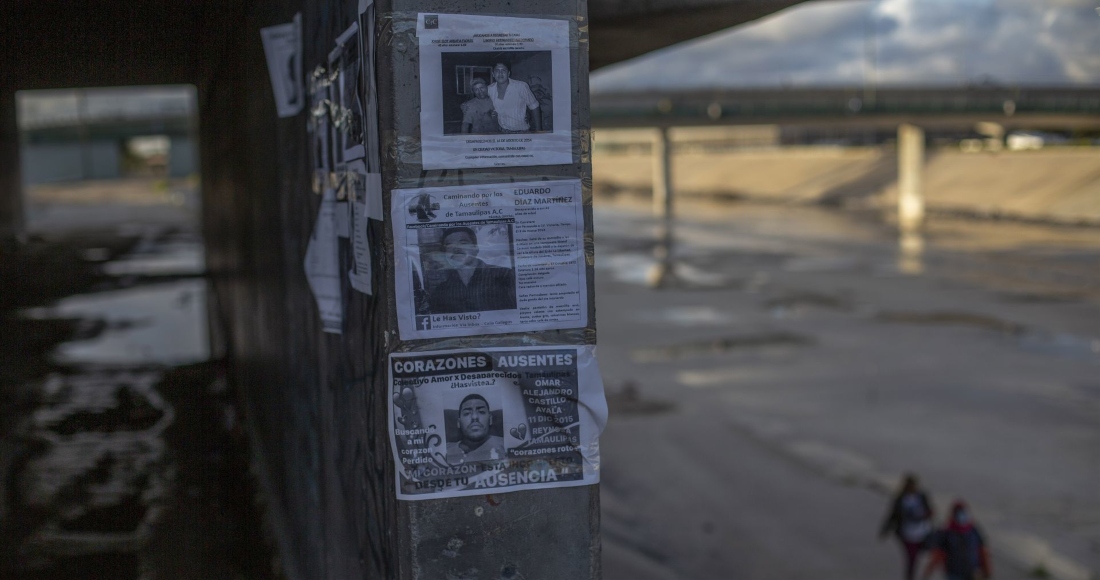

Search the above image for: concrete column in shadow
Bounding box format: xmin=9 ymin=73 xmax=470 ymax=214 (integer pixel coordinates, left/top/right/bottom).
xmin=0 ymin=91 xmax=24 ymax=241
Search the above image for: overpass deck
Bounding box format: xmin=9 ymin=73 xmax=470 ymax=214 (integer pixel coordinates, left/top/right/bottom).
xmin=591 ymin=87 xmax=1100 ymax=129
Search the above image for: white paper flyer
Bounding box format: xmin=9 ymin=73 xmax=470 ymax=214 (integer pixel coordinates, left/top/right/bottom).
xmin=260 ymin=14 xmax=304 ymax=118
xmin=389 ymin=345 xmax=607 ymax=500
xmin=305 ymin=190 xmax=343 ymax=333
xmin=417 ymin=14 xmax=572 ymax=169
xmin=391 ymin=179 xmax=587 ymax=340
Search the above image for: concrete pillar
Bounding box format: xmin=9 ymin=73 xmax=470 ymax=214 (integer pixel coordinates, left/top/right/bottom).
xmin=975 ymin=121 xmax=1004 ymax=152
xmin=378 ymin=2 xmax=601 ymax=579
xmin=0 ymin=91 xmax=23 ymax=241
xmin=897 ymin=123 xmax=924 ymax=233
xmin=649 ymin=126 xmax=675 ymax=287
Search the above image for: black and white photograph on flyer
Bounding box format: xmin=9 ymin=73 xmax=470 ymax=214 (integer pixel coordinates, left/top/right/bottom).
xmin=414 ymin=222 xmax=517 ymax=316
xmin=417 ymin=13 xmax=572 ymax=170
xmin=439 ymin=52 xmax=554 ymax=136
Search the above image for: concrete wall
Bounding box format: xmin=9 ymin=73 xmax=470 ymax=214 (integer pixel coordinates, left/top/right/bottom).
xmin=1 ymin=93 xmax=22 ymax=239
xmin=2 ymin=0 xmax=794 ymax=574
xmin=200 ymin=2 xmax=400 ymax=577
xmin=169 ymin=136 xmax=196 ymax=178
xmin=200 ymin=1 xmax=599 ymax=577
xmin=21 ymin=141 xmax=122 ymax=184
xmin=593 ymin=145 xmax=1100 ymax=223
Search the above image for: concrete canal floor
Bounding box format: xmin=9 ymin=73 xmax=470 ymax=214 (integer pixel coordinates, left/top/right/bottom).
xmin=595 ymin=194 xmax=1100 ymax=580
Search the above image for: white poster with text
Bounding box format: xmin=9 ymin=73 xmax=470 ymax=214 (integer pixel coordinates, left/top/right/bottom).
xmin=417 ymin=14 xmax=572 ymax=169
xmin=389 ymin=345 xmax=606 ymax=500
xmin=392 ymin=179 xmax=587 ymax=340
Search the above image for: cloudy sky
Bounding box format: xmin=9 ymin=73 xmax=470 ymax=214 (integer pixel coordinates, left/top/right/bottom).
xmin=591 ymin=0 xmax=1100 ymax=92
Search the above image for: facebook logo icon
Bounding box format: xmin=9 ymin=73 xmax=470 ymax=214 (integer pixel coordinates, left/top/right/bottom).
xmin=416 ymin=316 xmax=432 ymax=330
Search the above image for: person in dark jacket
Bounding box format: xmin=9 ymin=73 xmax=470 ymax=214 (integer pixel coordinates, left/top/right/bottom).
xmin=428 ymin=226 xmax=516 ymax=314
xmin=880 ymin=473 xmax=936 ymax=580
xmin=922 ymin=500 xmax=991 ymax=580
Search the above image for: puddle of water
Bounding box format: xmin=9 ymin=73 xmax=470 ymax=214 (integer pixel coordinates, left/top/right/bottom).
xmin=997 ymin=292 xmax=1086 ymax=304
xmin=605 ymin=381 xmax=676 ymax=416
xmin=1017 ymin=332 xmax=1100 ymax=361
xmin=25 ymin=280 xmax=210 ymax=366
xmin=782 ymin=255 xmax=864 ymax=273
xmin=598 ymin=253 xmax=656 ymax=286
xmin=102 ymin=243 xmax=204 ymax=276
xmin=632 ymin=332 xmax=815 ymax=363
xmin=678 ymin=367 xmax=785 ymax=389
xmin=638 ymin=306 xmax=736 ymax=326
xmin=599 ymin=252 xmax=734 ymax=289
xmin=674 ymin=262 xmax=728 ymax=287
xmin=33 ymin=372 xmax=172 ymax=437
xmin=764 ymin=292 xmax=852 ymax=314
xmin=875 ymin=310 xmax=1100 ymax=361
xmin=17 ymin=370 xmax=173 ymax=557
xmin=874 ymin=310 xmax=1025 ymax=335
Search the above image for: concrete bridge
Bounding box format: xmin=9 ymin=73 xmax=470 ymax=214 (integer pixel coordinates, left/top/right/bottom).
xmin=0 ymin=2 xmax=814 ymax=579
xmin=591 ymin=86 xmax=1100 ymax=130
xmin=590 ymin=86 xmax=1100 ymax=284
xmin=1 ymin=0 xmax=812 ymax=233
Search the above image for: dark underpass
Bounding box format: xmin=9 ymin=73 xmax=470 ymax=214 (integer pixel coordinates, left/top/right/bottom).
xmin=0 ymin=196 xmax=274 ymax=578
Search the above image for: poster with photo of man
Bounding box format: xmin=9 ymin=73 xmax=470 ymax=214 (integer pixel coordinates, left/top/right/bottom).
xmin=417 ymin=13 xmax=573 ymax=169
xmin=388 ymin=345 xmax=608 ymax=500
xmin=391 ymin=180 xmax=588 ymax=340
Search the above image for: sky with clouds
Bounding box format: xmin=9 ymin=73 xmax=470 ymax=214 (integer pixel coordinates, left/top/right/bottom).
xmin=590 ymin=0 xmax=1100 ymax=93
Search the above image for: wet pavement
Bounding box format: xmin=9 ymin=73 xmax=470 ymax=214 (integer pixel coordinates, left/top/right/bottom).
xmin=7 ymin=183 xmax=1097 ymax=579
xmin=1 ymin=224 xmax=271 ymax=579
xmin=594 ymin=195 xmax=1100 ymax=580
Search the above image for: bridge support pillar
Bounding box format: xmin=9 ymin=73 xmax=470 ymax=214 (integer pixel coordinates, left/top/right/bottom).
xmin=896 ymin=123 xmax=925 ymax=274
xmin=897 ymin=123 xmax=924 ymax=233
xmin=649 ymin=126 xmax=675 ymax=287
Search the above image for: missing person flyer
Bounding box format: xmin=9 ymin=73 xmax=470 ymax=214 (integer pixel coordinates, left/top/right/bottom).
xmin=391 ymin=179 xmax=588 ymax=340
xmin=416 ymin=13 xmax=572 ymax=170
xmin=389 ymin=345 xmax=607 ymax=500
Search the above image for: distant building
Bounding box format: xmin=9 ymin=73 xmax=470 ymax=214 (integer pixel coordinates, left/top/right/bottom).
xmin=17 ymin=86 xmax=198 ymax=184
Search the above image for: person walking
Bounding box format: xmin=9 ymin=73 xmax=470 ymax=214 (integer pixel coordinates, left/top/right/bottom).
xmin=922 ymin=500 xmax=992 ymax=580
xmin=880 ymin=473 xmax=935 ymax=580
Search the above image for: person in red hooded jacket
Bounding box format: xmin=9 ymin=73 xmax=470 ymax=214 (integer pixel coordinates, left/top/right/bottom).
xmin=922 ymin=500 xmax=991 ymax=580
